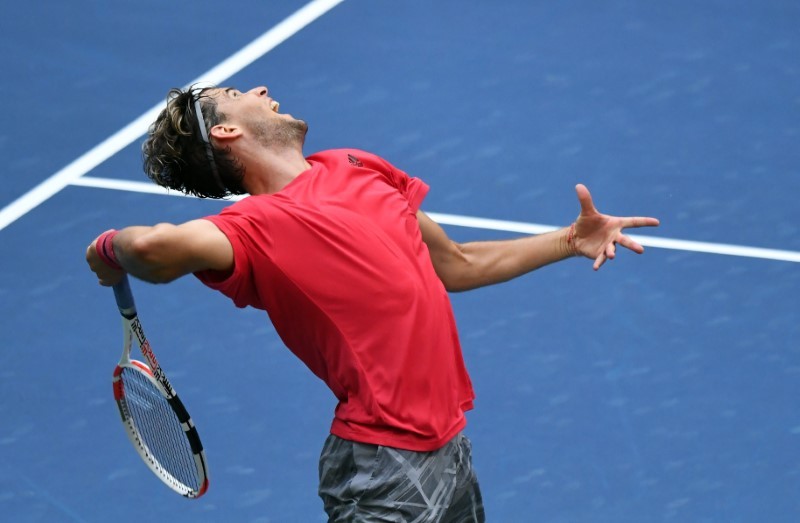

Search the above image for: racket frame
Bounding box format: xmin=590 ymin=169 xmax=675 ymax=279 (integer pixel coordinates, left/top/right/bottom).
xmin=112 ymin=275 xmax=209 ymax=498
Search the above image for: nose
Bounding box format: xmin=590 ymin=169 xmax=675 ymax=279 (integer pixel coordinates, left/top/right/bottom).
xmin=249 ymin=86 xmax=268 ymax=97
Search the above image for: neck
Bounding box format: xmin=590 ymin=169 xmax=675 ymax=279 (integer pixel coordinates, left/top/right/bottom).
xmin=239 ymin=147 xmax=311 ymax=195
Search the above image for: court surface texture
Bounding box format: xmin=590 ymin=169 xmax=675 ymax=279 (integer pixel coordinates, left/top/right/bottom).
xmin=1 ymin=1 xmax=798 ymax=521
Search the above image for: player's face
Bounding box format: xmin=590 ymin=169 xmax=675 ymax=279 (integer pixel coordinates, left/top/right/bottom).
xmin=210 ymin=85 xmax=307 ymax=147
xmin=212 ymin=86 xmax=279 ymax=117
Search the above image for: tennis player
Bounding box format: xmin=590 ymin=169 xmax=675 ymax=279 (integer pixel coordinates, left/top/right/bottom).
xmin=86 ymin=85 xmax=659 ymax=522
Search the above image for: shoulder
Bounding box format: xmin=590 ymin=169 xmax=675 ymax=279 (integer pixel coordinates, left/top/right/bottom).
xmin=306 ymin=149 xmax=413 ymax=189
xmin=213 ymin=196 xmax=258 ymax=215
xmin=307 ymin=148 xmax=387 ymax=168
xmin=205 ymin=195 xmax=278 ymax=227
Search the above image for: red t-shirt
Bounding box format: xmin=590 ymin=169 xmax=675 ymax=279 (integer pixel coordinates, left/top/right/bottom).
xmin=195 ymin=149 xmax=475 ymax=451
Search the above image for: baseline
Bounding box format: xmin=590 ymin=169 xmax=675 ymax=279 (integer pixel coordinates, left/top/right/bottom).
xmin=70 ymin=176 xmax=800 ymax=264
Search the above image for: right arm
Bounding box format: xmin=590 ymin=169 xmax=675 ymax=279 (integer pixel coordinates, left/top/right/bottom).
xmin=86 ymin=219 xmax=233 ymax=286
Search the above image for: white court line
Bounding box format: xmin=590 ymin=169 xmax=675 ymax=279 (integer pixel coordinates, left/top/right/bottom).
xmin=0 ymin=0 xmax=346 ymax=233
xmin=71 ymin=176 xmax=800 ymax=264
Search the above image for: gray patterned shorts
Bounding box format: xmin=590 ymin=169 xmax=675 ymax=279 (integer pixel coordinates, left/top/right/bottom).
xmin=318 ymin=432 xmax=485 ymax=522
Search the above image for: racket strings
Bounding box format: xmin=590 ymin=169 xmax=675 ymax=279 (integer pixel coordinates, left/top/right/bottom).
xmin=121 ymin=368 xmax=201 ymax=490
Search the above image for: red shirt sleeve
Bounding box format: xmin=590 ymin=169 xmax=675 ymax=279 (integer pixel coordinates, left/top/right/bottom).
xmin=362 ymin=151 xmax=430 ymax=212
xmin=194 ymin=209 xmax=261 ymax=309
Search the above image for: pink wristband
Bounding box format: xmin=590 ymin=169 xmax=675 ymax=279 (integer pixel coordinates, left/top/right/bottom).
xmin=96 ymin=230 xmax=122 ymax=270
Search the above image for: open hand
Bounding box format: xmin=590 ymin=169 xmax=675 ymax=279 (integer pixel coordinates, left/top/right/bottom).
xmin=570 ymin=184 xmax=660 ymax=270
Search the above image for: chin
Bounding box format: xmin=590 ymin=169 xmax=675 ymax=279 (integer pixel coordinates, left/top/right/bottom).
xmin=293 ymin=119 xmax=309 ymax=137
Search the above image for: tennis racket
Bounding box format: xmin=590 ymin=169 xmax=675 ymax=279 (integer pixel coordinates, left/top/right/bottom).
xmin=111 ymin=274 xmax=209 ymax=498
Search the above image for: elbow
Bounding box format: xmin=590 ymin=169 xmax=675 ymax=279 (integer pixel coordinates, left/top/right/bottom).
xmin=431 ymin=243 xmax=477 ymax=293
xmin=436 ymin=265 xmax=477 ymax=293
xmin=143 ymin=268 xmax=181 ymax=285
xmin=442 ymin=277 xmax=472 ymax=293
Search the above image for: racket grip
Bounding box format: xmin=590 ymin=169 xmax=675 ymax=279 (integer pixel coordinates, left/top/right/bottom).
xmin=112 ymin=274 xmax=137 ymax=317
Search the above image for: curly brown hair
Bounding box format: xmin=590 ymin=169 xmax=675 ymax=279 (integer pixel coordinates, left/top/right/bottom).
xmin=142 ymin=86 xmax=245 ymax=199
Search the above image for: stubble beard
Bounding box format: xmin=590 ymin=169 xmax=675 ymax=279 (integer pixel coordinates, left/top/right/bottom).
xmin=253 ymin=116 xmax=308 ymax=150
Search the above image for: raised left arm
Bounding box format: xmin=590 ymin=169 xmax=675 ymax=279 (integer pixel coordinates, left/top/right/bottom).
xmin=417 ymin=183 xmax=660 ymax=291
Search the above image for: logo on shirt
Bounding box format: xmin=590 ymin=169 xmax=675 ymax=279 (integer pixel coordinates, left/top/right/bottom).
xmin=348 ymin=154 xmax=363 ymax=167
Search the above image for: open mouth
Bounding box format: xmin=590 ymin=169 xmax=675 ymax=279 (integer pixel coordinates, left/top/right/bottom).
xmin=270 ymin=100 xmax=280 ymax=113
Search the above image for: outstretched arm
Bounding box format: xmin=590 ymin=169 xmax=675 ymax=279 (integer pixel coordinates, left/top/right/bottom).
xmin=86 ymin=219 xmax=233 ymax=286
xmin=418 ymin=183 xmax=659 ymax=292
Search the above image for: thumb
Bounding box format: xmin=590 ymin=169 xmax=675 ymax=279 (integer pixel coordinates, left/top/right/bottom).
xmin=575 ymin=183 xmax=598 ymax=215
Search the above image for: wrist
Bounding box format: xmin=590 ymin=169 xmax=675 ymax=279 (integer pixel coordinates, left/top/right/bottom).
xmin=96 ymin=230 xmax=123 ymax=271
xmin=564 ymin=223 xmax=579 ymax=257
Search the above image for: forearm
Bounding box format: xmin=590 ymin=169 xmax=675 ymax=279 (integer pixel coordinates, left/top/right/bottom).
xmin=111 ymin=225 xmax=185 ymax=283
xmin=419 ymin=184 xmax=660 ymax=290
xmin=87 ymin=219 xmax=233 ymax=286
xmin=85 ymin=225 xmax=185 ymax=284
xmin=87 ymin=223 xmax=202 ymax=285
xmin=445 ymin=226 xmax=576 ymax=291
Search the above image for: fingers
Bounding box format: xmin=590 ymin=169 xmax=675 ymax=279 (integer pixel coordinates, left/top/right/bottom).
xmin=87 ymin=236 xmax=123 ymax=286
xmin=592 ymin=241 xmax=614 ymax=270
xmin=98 ymin=272 xmax=124 ymax=287
xmin=572 ymin=185 xmax=657 ymax=269
xmin=593 ymin=252 xmax=606 ymax=271
xmin=593 ymin=235 xmax=646 ymax=271
xmin=622 ymin=216 xmax=660 ymax=228
xmin=574 ymin=183 xmax=659 ymax=229
xmin=606 ymin=241 xmax=616 ymax=260
xmin=616 ymin=234 xmax=645 ymax=254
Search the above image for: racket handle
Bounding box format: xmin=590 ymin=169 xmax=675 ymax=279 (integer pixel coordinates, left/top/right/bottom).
xmin=112 ymin=274 xmax=137 ymax=318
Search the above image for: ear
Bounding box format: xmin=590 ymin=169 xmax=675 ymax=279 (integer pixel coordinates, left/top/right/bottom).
xmin=209 ymin=124 xmax=243 ymax=142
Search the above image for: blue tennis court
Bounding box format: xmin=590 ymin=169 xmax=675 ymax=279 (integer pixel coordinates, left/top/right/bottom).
xmin=1 ymin=0 xmax=798 ymax=521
